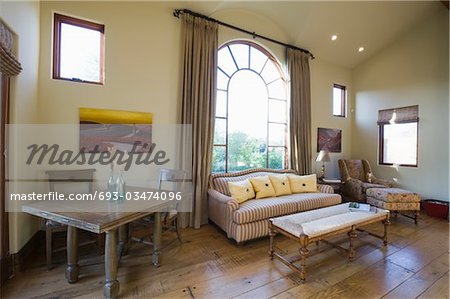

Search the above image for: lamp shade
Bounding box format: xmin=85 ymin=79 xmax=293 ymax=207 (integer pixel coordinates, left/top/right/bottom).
xmin=316 ymin=150 xmax=330 ymax=162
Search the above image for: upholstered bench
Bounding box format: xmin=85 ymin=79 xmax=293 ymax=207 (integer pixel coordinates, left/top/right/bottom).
xmin=366 ymin=188 xmax=421 ymax=224
xmin=268 ymin=203 xmax=390 ymax=281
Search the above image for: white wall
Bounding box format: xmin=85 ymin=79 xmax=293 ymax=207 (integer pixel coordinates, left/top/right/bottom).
xmin=352 ymin=8 xmax=449 ymax=201
xmin=38 ymin=2 xmax=181 ymax=125
xmin=311 ymin=59 xmax=352 ymax=178
xmin=38 ymin=3 xmax=353 ymax=177
xmin=0 ymin=1 xmax=41 ymax=253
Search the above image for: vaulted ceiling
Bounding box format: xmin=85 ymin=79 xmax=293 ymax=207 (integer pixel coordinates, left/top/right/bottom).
xmin=178 ymin=1 xmax=446 ymax=68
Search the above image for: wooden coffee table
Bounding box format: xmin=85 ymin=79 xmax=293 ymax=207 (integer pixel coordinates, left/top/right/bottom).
xmin=268 ymin=203 xmax=390 ymax=281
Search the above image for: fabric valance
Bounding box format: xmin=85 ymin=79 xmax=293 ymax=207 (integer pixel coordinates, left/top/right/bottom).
xmin=377 ymin=105 xmax=419 ymax=125
xmin=0 ymin=21 xmax=22 ymax=76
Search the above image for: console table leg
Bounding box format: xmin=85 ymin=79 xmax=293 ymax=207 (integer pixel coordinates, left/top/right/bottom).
xmin=348 ymin=227 xmax=357 ymax=261
xmin=118 ymin=224 xmax=129 ymax=257
xmin=104 ymin=229 xmax=120 ymax=299
xmin=65 ymin=226 xmax=79 ymax=283
xmin=152 ymin=212 xmax=162 ymax=267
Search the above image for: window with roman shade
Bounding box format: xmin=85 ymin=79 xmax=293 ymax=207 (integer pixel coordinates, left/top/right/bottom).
xmin=378 ymin=105 xmax=419 ymax=167
xmin=0 ymin=21 xmax=22 ymax=76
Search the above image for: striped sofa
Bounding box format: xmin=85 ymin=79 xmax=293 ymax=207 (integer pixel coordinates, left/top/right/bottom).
xmin=208 ymin=168 xmax=342 ymax=244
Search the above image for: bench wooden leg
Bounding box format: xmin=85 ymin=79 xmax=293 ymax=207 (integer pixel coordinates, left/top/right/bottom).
xmin=299 ymin=235 xmax=309 ymax=281
xmin=383 ymin=218 xmax=390 ymax=246
xmin=348 ymin=226 xmax=357 ymax=261
xmin=268 ymin=224 xmax=275 ymax=259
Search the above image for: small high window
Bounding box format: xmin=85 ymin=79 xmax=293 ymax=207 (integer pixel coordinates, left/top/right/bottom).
xmin=53 ymin=13 xmax=105 ymax=84
xmin=333 ymin=84 xmax=346 ymax=117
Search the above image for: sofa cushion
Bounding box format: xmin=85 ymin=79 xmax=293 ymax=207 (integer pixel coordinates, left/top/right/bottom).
xmin=289 ymin=174 xmax=317 ymax=193
xmin=269 ymin=174 xmax=292 ymax=196
xmin=213 ymin=170 xmax=295 ymax=196
xmin=249 ymin=176 xmax=276 ymax=199
xmin=233 ymin=193 xmax=341 ymax=224
xmin=228 ymin=179 xmax=255 ymax=203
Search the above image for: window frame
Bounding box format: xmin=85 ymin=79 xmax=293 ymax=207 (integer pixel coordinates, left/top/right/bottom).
xmin=332 ymin=83 xmax=346 ymax=117
xmin=53 ymin=13 xmax=105 ymax=85
xmin=1 ymin=73 xmax=12 ymax=283
xmin=213 ymin=40 xmax=289 ymax=173
xmin=378 ymin=121 xmax=419 ymax=167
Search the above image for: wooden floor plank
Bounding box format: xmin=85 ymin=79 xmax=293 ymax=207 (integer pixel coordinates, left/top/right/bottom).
xmin=273 ymin=218 xmax=448 ymax=299
xmin=382 ymin=252 xmax=449 ymax=299
xmin=417 ymin=271 xmax=450 ymax=299
xmin=306 ymin=260 xmax=414 ymax=299
xmin=232 ymin=276 xmax=299 ymax=299
xmin=1 ymin=213 xmax=448 ymax=299
xmin=386 ymin=224 xmax=449 ymax=273
xmin=272 ymin=241 xmax=401 ymax=298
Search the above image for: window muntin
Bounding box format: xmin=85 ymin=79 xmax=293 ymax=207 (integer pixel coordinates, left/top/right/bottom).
xmin=212 ymin=41 xmax=288 ymax=173
xmin=53 ymin=13 xmax=104 ymax=84
xmin=379 ymin=122 xmax=418 ymax=166
xmin=333 ymin=84 xmax=346 ymax=117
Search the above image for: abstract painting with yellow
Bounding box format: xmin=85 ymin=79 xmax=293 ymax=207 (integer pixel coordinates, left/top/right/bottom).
xmin=79 ymin=107 xmax=153 ymax=153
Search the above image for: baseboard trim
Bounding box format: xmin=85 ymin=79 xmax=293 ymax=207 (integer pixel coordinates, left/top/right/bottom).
xmin=12 ymin=230 xmax=44 ymax=273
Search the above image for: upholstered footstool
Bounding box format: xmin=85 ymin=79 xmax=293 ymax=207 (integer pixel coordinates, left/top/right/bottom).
xmin=366 ymin=188 xmax=421 ymax=224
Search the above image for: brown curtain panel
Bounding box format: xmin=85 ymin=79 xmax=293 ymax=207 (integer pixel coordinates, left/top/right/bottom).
xmin=179 ymin=14 xmax=218 ymax=229
xmin=287 ymin=49 xmax=312 ymax=175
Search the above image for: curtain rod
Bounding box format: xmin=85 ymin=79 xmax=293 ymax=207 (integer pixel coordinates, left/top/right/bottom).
xmin=173 ymin=8 xmax=315 ymax=59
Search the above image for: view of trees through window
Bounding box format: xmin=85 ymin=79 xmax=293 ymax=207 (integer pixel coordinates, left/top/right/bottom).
xmin=212 ymin=41 xmax=288 ymax=173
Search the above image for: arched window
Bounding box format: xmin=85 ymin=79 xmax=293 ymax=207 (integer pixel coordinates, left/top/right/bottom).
xmin=212 ymin=41 xmax=288 ymax=173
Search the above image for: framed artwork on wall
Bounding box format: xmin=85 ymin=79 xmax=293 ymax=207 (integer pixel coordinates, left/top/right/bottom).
xmin=79 ymin=107 xmax=153 ymax=153
xmin=317 ymin=127 xmax=342 ymax=153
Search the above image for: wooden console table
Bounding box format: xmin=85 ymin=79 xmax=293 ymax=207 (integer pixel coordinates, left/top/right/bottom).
xmin=22 ymin=186 xmax=173 ymax=299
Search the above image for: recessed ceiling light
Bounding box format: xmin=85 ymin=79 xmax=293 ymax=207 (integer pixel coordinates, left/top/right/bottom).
xmin=358 ymin=47 xmax=365 ymax=52
xmin=331 ymin=35 xmax=338 ymax=41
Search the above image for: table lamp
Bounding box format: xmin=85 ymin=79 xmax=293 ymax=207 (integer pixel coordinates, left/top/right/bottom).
xmin=316 ymin=150 xmax=330 ymax=179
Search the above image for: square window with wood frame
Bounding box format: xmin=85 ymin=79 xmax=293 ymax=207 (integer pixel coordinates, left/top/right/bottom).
xmin=378 ymin=105 xmax=418 ymax=167
xmin=53 ymin=13 xmax=105 ymax=84
xmin=333 ymin=84 xmax=346 ymax=117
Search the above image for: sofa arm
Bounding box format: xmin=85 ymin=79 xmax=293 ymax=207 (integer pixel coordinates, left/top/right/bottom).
xmin=371 ymin=177 xmax=394 ymax=188
xmin=207 ymin=189 xmax=239 ymax=211
xmin=208 ymin=189 xmax=239 ymax=238
xmin=317 ymin=184 xmax=334 ymax=194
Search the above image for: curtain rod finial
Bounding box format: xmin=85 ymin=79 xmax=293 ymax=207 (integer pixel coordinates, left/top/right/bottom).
xmin=173 ymin=9 xmax=182 ymax=18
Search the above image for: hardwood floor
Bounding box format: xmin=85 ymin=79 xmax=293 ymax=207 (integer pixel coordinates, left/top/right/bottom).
xmin=1 ymin=212 xmax=449 ymax=298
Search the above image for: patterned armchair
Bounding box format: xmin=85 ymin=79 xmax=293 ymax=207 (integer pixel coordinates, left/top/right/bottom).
xmin=338 ymin=159 xmax=394 ymax=202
